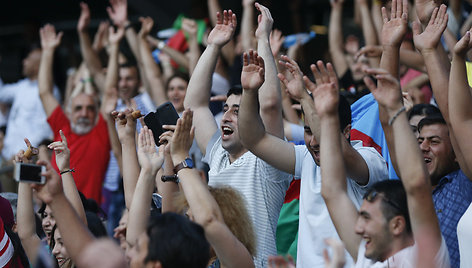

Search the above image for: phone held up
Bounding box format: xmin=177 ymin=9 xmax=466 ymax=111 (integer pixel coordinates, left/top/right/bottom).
xmin=14 ymin=163 xmax=46 ymax=184
xmin=144 ymin=101 xmax=180 ymax=145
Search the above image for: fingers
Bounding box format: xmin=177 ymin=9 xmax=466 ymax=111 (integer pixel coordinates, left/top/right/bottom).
xmin=303 ymin=75 xmax=316 ymax=92
xmin=162 ymin=125 xmax=176 ymax=131
xmin=59 ymin=130 xmax=68 ymax=146
xmin=363 ymin=76 xmax=377 ymax=93
xmin=24 ymin=138 xmax=32 ymax=148
xmin=15 ymin=150 xmax=25 ymax=164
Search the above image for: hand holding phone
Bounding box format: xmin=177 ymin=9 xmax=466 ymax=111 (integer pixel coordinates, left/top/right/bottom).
xmin=14 ymin=163 xmax=46 ymax=184
xmin=144 ymin=102 xmax=180 ymax=145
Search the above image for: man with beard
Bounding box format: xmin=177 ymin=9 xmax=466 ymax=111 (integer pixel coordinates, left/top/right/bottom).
xmin=38 ymin=25 xmax=110 ymax=203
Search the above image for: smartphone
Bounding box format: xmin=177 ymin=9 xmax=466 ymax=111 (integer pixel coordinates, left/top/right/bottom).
xmin=144 ymin=101 xmax=180 ymax=144
xmin=14 ymin=163 xmax=46 ymax=184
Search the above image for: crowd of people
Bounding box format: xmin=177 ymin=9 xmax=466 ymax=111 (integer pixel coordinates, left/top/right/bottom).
xmin=0 ymin=0 xmax=471 ymax=267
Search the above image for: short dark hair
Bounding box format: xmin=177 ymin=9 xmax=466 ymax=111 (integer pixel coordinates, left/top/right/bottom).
xmin=146 ymin=213 xmax=210 ymax=268
xmin=227 ymin=85 xmax=242 ymax=97
xmin=119 ymin=62 xmax=141 ymax=81
xmin=407 ymin=104 xmax=440 ymax=121
xmin=301 ymin=93 xmax=351 ymax=131
xmin=417 ymin=114 xmax=446 ymax=133
xmin=364 ymin=180 xmax=412 ymax=234
xmin=165 ymin=72 xmax=190 ymax=92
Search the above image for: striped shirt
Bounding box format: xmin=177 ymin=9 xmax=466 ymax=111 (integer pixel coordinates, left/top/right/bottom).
xmin=204 ymin=132 xmax=291 ymax=268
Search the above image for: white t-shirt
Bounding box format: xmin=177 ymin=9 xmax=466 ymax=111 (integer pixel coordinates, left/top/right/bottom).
xmin=458 ymin=203 xmax=472 ymax=268
xmin=355 ymin=237 xmax=450 ymax=268
xmin=295 ymin=140 xmax=388 ymax=268
xmin=204 ymin=132 xmax=291 ymax=268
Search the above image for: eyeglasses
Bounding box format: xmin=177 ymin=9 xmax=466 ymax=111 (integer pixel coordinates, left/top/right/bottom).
xmin=363 ymin=189 xmax=403 ymax=212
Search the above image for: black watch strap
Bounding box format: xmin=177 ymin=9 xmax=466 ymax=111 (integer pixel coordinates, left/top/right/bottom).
xmin=161 ymin=175 xmax=179 ymax=183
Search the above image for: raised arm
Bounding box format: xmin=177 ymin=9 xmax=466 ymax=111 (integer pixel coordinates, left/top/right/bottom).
xmin=241 ymin=0 xmax=257 ymax=51
xmin=183 ymin=10 xmax=236 ymax=154
xmin=32 ymin=162 xmax=94 ymax=263
xmin=316 ymin=65 xmax=360 ymax=260
xmin=107 ymin=0 xmax=139 ymax=63
xmin=138 ymin=17 xmax=167 ymax=106
xmin=103 ymin=25 xmax=124 ymax=111
xmin=448 ymin=31 xmax=472 ymax=177
xmin=365 ymin=69 xmax=442 ymax=254
xmin=376 ymin=0 xmax=409 ymax=176
xmin=182 ymin=18 xmax=201 ymax=75
xmin=255 ymin=3 xmax=284 ymax=138
xmin=127 ymin=127 xmax=164 ymax=246
xmin=77 ymin=2 xmax=106 ymax=92
xmin=328 ymin=0 xmax=349 ymax=77
xmin=15 ymin=148 xmax=41 ymax=263
xmin=357 ymin=0 xmax=380 ymax=67
xmin=303 ymin=60 xmax=369 ymax=184
xmin=171 ymin=110 xmax=254 ymax=268
xmin=239 ymin=51 xmax=295 ymax=174
xmin=38 ymin=24 xmax=62 ymax=117
xmin=112 ymin=109 xmax=140 ymax=209
xmin=48 ymin=131 xmax=87 ymax=224
xmin=413 ymin=5 xmax=471 ymax=176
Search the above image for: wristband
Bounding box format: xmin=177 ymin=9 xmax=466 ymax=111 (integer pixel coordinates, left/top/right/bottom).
xmin=60 ymin=168 xmax=75 ymax=175
xmin=388 ymin=106 xmax=406 ymax=126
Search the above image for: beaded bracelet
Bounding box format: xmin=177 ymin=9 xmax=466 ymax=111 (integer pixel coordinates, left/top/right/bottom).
xmin=388 ymin=106 xmax=406 ymax=126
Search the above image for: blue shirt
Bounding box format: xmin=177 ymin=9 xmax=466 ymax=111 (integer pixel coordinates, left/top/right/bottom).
xmin=433 ymin=169 xmax=472 ymax=268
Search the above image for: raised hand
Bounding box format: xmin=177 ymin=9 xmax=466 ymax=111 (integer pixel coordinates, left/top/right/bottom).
xmin=112 ymin=109 xmax=137 ymax=143
xmin=48 ymin=130 xmax=71 ymax=172
xmin=181 ymin=18 xmax=198 ymax=40
xmin=170 ymin=110 xmax=194 ymax=164
xmin=381 ymin=0 xmax=408 ymax=47
xmin=453 ymin=30 xmax=472 ymax=57
xmin=363 ymin=68 xmax=403 ymax=111
xmin=255 ymin=2 xmax=274 ymax=40
xmin=31 ymin=161 xmax=63 ymax=205
xmin=138 ymin=17 xmax=153 ymax=38
xmin=241 ymin=50 xmax=265 ymax=91
xmin=207 ymin=10 xmax=237 ymax=47
xmin=310 ymin=61 xmax=339 ymax=118
xmin=415 ymin=0 xmax=441 ymax=26
xmin=109 ymin=25 xmax=125 ymax=45
xmin=107 ymin=0 xmax=128 ymax=27
xmin=270 ymin=29 xmax=285 ymax=57
xmin=40 ymin=24 xmax=63 ymax=51
xmin=77 ymin=2 xmax=91 ymax=33
xmin=304 ymin=60 xmax=339 ymax=96
xmin=277 ymin=55 xmax=306 ymax=101
xmin=412 ymin=5 xmax=448 ymax=52
xmin=355 ymin=45 xmax=383 ymax=60
xmin=137 ymin=126 xmax=164 ymax=174
xmin=93 ymin=21 xmax=110 ymax=52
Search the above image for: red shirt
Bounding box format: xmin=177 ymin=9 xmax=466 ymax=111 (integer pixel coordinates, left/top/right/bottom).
xmin=48 ymin=106 xmax=110 ymax=203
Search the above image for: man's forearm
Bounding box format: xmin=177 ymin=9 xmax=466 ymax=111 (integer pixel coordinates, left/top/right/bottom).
xmin=239 ymin=89 xmax=266 ymax=149
xmin=257 ymin=37 xmax=284 ymax=138
xmin=184 ymin=44 xmax=220 ymax=109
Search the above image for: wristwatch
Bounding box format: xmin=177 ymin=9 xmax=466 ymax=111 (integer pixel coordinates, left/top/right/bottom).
xmin=161 ymin=175 xmax=179 ymax=183
xmin=174 ymin=157 xmax=194 ymax=173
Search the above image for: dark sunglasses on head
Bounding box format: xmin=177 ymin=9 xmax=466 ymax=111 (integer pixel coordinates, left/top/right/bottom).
xmin=363 ymin=189 xmax=403 ymax=212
